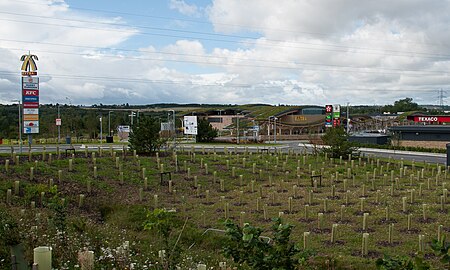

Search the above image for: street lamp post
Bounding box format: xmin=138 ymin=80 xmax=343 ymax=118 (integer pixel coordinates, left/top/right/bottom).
xmin=108 ymin=111 xmax=113 ymax=136
xmin=18 ymin=100 xmax=22 ymax=153
xmin=12 ymin=100 xmax=22 ymax=153
xmin=99 ymin=116 xmax=103 ymax=144
xmin=57 ymin=104 xmax=60 ymax=144
xmin=346 ymin=102 xmax=350 ymax=134
xmin=218 ymin=109 xmax=223 ymax=137
xmin=169 ymin=110 xmax=176 ymax=146
xmin=129 ymin=111 xmax=136 ymax=127
xmin=236 ymin=114 xmax=240 ymax=144
xmin=274 ymin=117 xmax=278 ymax=143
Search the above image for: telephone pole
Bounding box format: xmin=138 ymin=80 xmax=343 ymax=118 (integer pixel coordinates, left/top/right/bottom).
xmin=438 ymin=89 xmax=446 ymax=111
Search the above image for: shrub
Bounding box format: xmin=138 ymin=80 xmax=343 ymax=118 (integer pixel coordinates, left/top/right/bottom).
xmin=129 ymin=116 xmax=166 ymax=154
xmin=222 ymin=218 xmax=314 ymax=270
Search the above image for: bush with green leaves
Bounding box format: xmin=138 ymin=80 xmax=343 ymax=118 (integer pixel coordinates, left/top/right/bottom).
xmin=431 ymin=236 xmax=450 ymax=268
xmin=129 ymin=116 xmax=166 ymax=154
xmin=222 ymin=218 xmax=314 ymax=270
xmin=375 ymin=254 xmax=430 ymax=270
xmin=0 ymin=208 xmax=21 ymax=266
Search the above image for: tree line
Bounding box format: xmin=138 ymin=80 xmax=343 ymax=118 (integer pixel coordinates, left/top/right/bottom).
xmin=0 ymin=104 xmax=168 ymax=140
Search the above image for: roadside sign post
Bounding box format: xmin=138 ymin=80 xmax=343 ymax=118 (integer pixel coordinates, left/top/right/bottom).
xmin=183 ymin=116 xmax=198 ymax=142
xmin=325 ymin=105 xmax=333 ymax=128
xmin=332 ymin=104 xmax=341 ymax=127
xmin=20 ymin=52 xmax=40 ymax=149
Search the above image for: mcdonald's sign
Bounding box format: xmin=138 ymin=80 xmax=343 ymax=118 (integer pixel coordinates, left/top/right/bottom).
xmin=20 ymin=53 xmax=38 ymax=76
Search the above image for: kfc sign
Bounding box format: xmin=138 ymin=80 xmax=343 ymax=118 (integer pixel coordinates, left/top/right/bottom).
xmin=22 ymin=90 xmax=39 ymax=96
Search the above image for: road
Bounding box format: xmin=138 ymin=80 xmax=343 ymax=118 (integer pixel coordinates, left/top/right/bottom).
xmin=284 ymin=141 xmax=447 ymax=165
xmin=0 ymin=144 xmax=128 ymax=154
xmin=0 ymin=142 xmax=447 ymax=165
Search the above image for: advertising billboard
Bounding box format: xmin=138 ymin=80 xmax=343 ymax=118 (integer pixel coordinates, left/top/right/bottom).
xmin=20 ymin=53 xmax=39 ymax=134
xmin=183 ymin=116 xmax=198 ymax=135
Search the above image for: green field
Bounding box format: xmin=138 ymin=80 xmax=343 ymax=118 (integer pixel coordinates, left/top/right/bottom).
xmin=0 ymin=148 xmax=449 ymax=269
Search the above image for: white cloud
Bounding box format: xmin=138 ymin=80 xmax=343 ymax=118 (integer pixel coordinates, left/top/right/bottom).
xmin=169 ymin=0 xmax=201 ymax=17
xmin=1 ymin=0 xmax=450 ymax=106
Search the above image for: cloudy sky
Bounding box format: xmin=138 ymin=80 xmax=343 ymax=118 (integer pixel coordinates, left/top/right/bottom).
xmin=0 ymin=0 xmax=449 ymax=106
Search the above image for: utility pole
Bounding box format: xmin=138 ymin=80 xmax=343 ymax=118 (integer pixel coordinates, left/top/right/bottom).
xmin=438 ymin=89 xmax=446 ymax=111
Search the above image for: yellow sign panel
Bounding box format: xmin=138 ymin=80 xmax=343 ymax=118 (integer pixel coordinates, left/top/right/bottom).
xmin=20 ymin=53 xmax=39 ymax=73
xmin=294 ymin=116 xmax=307 ymax=122
xmin=24 ymin=114 xmax=39 ymax=121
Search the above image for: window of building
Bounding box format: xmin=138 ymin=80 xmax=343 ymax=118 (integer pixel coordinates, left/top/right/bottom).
xmin=301 ymin=108 xmax=325 ymax=115
xmin=208 ymin=117 xmax=223 ymax=123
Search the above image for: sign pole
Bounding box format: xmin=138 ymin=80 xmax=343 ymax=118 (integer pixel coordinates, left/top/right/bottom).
xmin=57 ymin=105 xmax=60 ymax=144
xmin=18 ymin=100 xmax=22 ymax=154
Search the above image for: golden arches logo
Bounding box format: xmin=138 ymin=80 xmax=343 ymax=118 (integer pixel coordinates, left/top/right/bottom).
xmin=20 ymin=53 xmax=39 ymax=75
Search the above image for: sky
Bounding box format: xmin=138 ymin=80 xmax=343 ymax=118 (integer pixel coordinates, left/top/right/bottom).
xmin=0 ymin=0 xmax=449 ymax=106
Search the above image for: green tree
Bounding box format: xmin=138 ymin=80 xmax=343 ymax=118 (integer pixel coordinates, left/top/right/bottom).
xmin=391 ymin=98 xmax=421 ymax=112
xmin=321 ymin=126 xmax=357 ymax=158
xmin=196 ymin=119 xmax=218 ymax=143
xmin=129 ymin=116 xmax=165 ymax=154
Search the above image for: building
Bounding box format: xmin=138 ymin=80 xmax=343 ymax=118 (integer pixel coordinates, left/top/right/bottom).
xmin=389 ymin=125 xmax=450 ymax=149
xmin=349 ymin=133 xmax=389 ymax=145
xmin=185 ymin=109 xmax=245 ymax=134
xmin=257 ymin=106 xmax=326 ymax=141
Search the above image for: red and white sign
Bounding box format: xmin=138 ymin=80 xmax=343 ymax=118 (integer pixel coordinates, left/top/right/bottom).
xmin=407 ymin=115 xmax=450 ymax=123
xmin=24 ymin=121 xmax=39 ymax=127
xmin=56 ymin=118 xmax=61 ymax=126
xmin=325 ymin=105 xmax=333 ymax=113
xmin=23 ymin=102 xmax=39 ymax=108
xmin=22 ymin=89 xmax=39 ymax=96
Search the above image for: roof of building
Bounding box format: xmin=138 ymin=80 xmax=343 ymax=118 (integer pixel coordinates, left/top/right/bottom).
xmin=350 ymin=133 xmax=389 ymax=138
xmin=273 ymin=105 xmax=324 ymax=118
xmin=389 ymin=125 xmax=450 ymax=133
